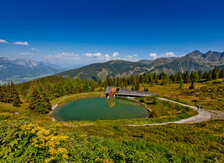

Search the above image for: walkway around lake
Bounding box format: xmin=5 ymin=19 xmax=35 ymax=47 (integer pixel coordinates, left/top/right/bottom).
xmin=129 ymin=97 xmax=212 ymax=126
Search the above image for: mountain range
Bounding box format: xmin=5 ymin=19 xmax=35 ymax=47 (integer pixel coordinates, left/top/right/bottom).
xmin=0 ymin=57 xmax=63 ymax=83
xmin=1 ymin=50 xmax=224 ymax=83
xmin=57 ymin=50 xmax=224 ymax=81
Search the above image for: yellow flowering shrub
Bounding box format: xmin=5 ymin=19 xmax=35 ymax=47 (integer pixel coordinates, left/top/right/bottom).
xmin=21 ymin=123 xmax=68 ymax=162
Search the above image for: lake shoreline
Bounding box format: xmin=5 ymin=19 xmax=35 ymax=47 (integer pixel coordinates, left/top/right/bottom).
xmin=51 ymin=94 xmax=149 ymax=122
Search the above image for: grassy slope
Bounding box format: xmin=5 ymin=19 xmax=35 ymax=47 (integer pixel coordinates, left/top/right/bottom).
xmin=0 ymin=81 xmax=224 ymax=162
xmin=138 ymin=79 xmax=224 ymax=111
xmin=70 ymin=120 xmax=224 ymax=162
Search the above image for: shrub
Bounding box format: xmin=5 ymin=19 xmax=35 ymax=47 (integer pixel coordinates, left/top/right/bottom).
xmin=148 ymin=110 xmax=160 ymax=118
xmin=0 ymin=120 xmax=68 ymax=162
xmin=153 ymin=96 xmax=158 ymax=105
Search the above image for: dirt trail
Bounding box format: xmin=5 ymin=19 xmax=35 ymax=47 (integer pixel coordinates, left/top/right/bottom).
xmin=129 ymin=97 xmax=214 ymax=127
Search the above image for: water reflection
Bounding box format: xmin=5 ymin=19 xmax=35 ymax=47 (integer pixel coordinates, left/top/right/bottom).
xmin=106 ymin=97 xmax=139 ymax=108
xmin=106 ymin=97 xmax=116 ymax=108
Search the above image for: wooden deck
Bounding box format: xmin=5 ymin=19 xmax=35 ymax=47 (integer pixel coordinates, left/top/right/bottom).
xmin=105 ymin=86 xmax=158 ymax=98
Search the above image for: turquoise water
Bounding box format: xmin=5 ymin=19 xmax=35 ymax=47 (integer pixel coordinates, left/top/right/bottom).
xmin=52 ymin=97 xmax=149 ymax=121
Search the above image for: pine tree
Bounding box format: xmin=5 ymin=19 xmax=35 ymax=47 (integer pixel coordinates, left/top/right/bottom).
xmin=178 ymin=81 xmax=184 ymax=90
xmin=36 ymin=101 xmax=47 ymax=114
xmin=29 ymin=88 xmax=41 ymax=110
xmin=0 ymin=86 xmax=3 ymax=102
xmin=29 ymin=88 xmax=50 ymax=113
xmin=212 ymin=67 xmax=219 ymax=79
xmin=7 ymin=81 xmax=14 ymax=103
xmin=177 ymin=72 xmax=182 ymax=82
xmin=55 ymin=82 xmax=65 ymax=97
xmin=134 ymin=80 xmax=140 ymax=90
xmin=198 ymin=70 xmax=203 ymax=80
xmin=151 ymin=79 xmax=154 ymax=87
xmin=153 ymin=96 xmax=158 ymax=105
xmin=184 ymin=71 xmax=190 ymax=83
xmin=207 ymin=71 xmax=213 ymax=81
xmin=82 ymin=81 xmax=90 ymax=93
xmin=43 ymin=91 xmax=51 ymax=112
xmin=220 ymin=69 xmax=224 ymax=78
xmin=13 ymin=89 xmax=21 ymax=107
xmin=155 ymin=74 xmax=159 ymax=85
xmin=189 ymin=81 xmax=195 ymax=89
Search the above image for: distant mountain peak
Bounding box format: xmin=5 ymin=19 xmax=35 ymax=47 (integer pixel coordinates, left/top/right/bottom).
xmin=187 ymin=50 xmax=203 ymax=57
xmin=0 ymin=57 xmax=11 ymax=62
xmin=0 ymin=57 xmax=63 ymax=83
xmin=14 ymin=58 xmax=39 ymax=68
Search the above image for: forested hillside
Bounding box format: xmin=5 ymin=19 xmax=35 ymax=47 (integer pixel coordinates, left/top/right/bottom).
xmin=57 ymin=50 xmax=224 ymax=80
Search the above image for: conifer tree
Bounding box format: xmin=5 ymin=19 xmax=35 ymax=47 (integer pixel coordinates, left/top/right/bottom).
xmin=154 ymin=74 xmax=159 ymax=85
xmin=43 ymin=91 xmax=51 ymax=112
xmin=207 ymin=71 xmax=213 ymax=81
xmin=7 ymin=81 xmax=15 ymax=103
xmin=55 ymin=82 xmax=65 ymax=97
xmin=82 ymin=81 xmax=90 ymax=93
xmin=134 ymin=80 xmax=140 ymax=90
xmin=178 ymin=81 xmax=184 ymax=90
xmin=177 ymin=72 xmax=182 ymax=82
xmin=29 ymin=88 xmax=50 ymax=113
xmin=198 ymin=70 xmax=203 ymax=80
xmin=13 ymin=89 xmax=21 ymax=107
xmin=184 ymin=71 xmax=190 ymax=83
xmin=189 ymin=81 xmax=195 ymax=89
xmin=220 ymin=69 xmax=224 ymax=78
xmin=29 ymin=87 xmax=41 ymax=110
xmin=212 ymin=67 xmax=219 ymax=79
xmin=0 ymin=86 xmax=3 ymax=102
xmin=151 ymin=79 xmax=154 ymax=87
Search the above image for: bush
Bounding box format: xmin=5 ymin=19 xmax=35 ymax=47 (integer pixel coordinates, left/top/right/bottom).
xmin=0 ymin=120 xmax=68 ymax=162
xmin=148 ymin=110 xmax=160 ymax=118
xmin=153 ymin=96 xmax=158 ymax=105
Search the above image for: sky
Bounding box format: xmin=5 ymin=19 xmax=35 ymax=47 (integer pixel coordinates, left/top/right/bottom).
xmin=0 ymin=0 xmax=224 ymax=67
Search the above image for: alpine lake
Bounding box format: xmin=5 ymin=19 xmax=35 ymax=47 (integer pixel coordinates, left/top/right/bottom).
xmin=52 ymin=97 xmax=149 ymax=121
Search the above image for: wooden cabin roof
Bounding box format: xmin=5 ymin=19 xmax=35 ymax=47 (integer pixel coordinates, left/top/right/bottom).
xmin=105 ymin=86 xmax=158 ymax=97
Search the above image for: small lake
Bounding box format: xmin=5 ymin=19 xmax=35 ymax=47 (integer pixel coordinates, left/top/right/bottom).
xmin=52 ymin=97 xmax=149 ymax=121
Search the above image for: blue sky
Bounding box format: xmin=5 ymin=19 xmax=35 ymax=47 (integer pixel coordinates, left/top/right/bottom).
xmin=0 ymin=0 xmax=224 ymax=67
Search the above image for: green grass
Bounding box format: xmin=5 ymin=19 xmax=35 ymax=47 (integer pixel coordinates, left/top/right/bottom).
xmin=67 ymin=120 xmax=224 ymax=162
xmin=1 ymin=118 xmax=223 ymax=162
xmin=0 ymin=82 xmax=223 ymax=162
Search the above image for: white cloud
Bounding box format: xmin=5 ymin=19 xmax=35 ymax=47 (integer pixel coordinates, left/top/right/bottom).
xmin=112 ymin=52 xmax=119 ymax=58
xmin=85 ymin=52 xmax=102 ymax=57
xmin=47 ymin=52 xmax=80 ymax=60
xmin=13 ymin=41 xmax=29 ymax=46
xmin=31 ymin=48 xmax=40 ymax=52
xmin=150 ymin=52 xmax=177 ymax=59
xmin=84 ymin=52 xmax=111 ymax=61
xmin=20 ymin=52 xmax=34 ymax=56
xmin=94 ymin=53 xmax=102 ymax=57
xmin=149 ymin=53 xmax=157 ymax=59
xmin=104 ymin=54 xmax=111 ymax=60
xmin=123 ymin=54 xmax=138 ymax=61
xmin=160 ymin=52 xmax=176 ymax=58
xmin=0 ymin=39 xmax=8 ymax=44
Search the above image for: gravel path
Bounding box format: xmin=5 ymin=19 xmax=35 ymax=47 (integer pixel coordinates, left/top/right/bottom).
xmin=129 ymin=97 xmax=212 ymax=126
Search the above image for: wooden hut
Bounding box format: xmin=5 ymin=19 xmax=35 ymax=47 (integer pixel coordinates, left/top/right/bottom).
xmin=105 ymin=86 xmax=158 ymax=98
